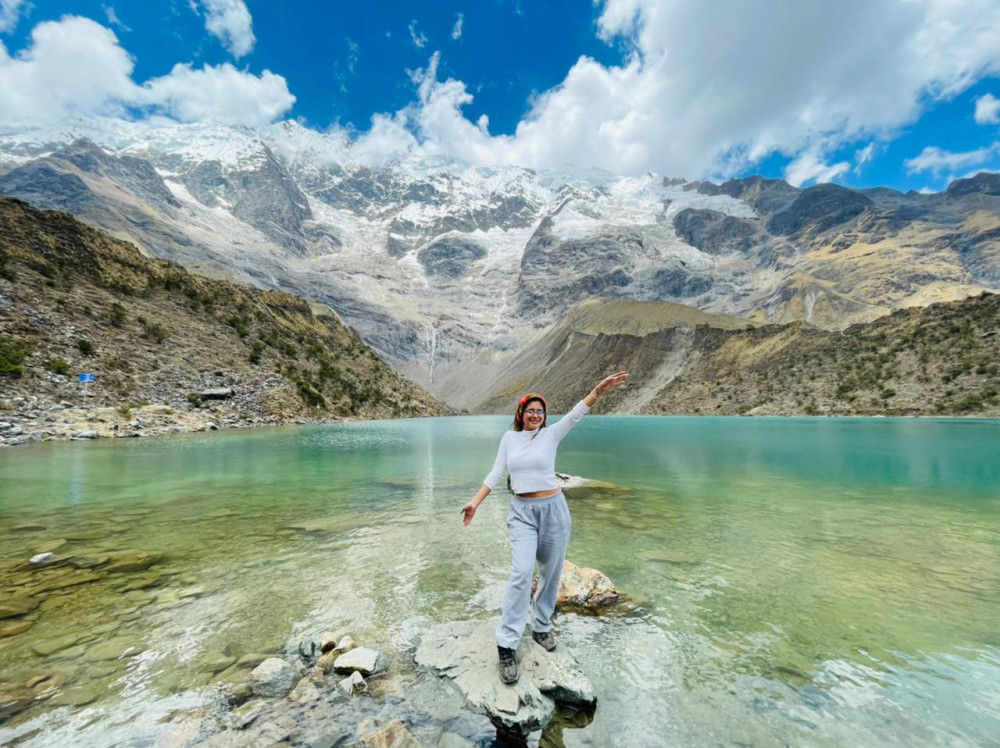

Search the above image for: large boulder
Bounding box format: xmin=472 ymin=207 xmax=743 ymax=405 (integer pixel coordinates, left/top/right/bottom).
xmin=415 ymin=619 xmax=595 ymax=737
xmin=556 ymin=561 xmax=621 ymax=610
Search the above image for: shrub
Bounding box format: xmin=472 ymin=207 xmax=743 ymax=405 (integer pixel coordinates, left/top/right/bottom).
xmin=249 ymin=341 xmax=264 ymax=364
xmin=76 ymin=338 xmax=95 ymax=356
xmin=47 ymin=359 xmax=70 ymax=375
xmin=143 ymin=322 xmax=169 ymax=344
xmin=227 ymin=316 xmax=250 ymax=338
xmin=187 ymin=393 xmax=204 ymax=407
xmin=117 ymin=404 xmax=133 ymax=420
xmin=107 ymin=302 xmax=127 ymax=327
xmin=0 ymin=337 xmax=30 ymax=378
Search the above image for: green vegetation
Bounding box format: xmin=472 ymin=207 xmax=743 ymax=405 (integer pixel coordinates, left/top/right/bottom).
xmin=142 ymin=321 xmax=169 ymax=344
xmin=46 ymin=359 xmax=70 ymax=376
xmin=0 ymin=336 xmax=30 ymax=378
xmin=76 ymin=338 xmax=95 ymax=356
xmin=107 ymin=302 xmax=127 ymax=327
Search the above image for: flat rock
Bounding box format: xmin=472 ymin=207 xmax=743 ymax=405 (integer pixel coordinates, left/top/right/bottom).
xmin=85 ymin=638 xmax=143 ymax=661
xmin=0 ymin=620 xmax=34 ymax=637
xmin=236 ymin=652 xmax=271 ymax=669
xmin=249 ymin=657 xmax=297 ymax=698
xmin=415 ymin=619 xmax=595 ymax=737
xmin=360 ymin=720 xmax=421 ymax=748
xmin=333 ymin=646 xmax=385 ymax=675
xmin=32 ymin=634 xmax=83 ymax=657
xmin=35 ymin=539 xmax=68 ymax=554
xmin=101 ymin=550 xmax=164 ymax=573
xmin=229 ymin=699 xmax=267 ymax=729
xmin=0 ymin=595 xmax=41 ymax=619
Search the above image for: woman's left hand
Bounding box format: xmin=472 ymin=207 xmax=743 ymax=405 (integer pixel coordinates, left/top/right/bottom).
xmin=595 ymin=371 xmax=629 ymax=395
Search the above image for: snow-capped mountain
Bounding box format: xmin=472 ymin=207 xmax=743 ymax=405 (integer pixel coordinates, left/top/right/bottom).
xmin=0 ymin=117 xmax=996 ymax=400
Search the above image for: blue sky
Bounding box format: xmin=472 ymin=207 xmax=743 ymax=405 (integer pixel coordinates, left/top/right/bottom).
xmin=2 ymin=0 xmax=1000 ymax=192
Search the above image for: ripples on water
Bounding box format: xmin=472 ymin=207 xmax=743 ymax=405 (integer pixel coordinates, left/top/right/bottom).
xmin=0 ymin=416 xmax=998 ymax=746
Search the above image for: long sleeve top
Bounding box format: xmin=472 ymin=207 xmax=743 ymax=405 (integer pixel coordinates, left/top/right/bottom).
xmin=482 ymin=400 xmax=591 ymax=494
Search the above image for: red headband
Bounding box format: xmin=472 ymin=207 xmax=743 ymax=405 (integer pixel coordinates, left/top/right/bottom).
xmin=515 ymin=393 xmax=547 ymax=428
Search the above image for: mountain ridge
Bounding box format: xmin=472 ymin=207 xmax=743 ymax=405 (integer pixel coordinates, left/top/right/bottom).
xmin=1 ymin=118 xmax=997 ymax=405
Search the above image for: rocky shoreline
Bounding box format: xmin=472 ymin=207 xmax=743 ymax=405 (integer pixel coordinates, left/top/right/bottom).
xmin=1 ymin=540 xmax=622 ymax=746
xmin=0 ymin=390 xmax=361 ymax=449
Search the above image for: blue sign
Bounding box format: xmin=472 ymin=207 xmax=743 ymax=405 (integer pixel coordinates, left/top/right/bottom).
xmin=78 ymin=373 xmax=95 ymax=383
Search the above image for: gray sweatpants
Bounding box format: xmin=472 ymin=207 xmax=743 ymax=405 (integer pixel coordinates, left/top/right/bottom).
xmin=496 ymin=492 xmax=571 ymax=649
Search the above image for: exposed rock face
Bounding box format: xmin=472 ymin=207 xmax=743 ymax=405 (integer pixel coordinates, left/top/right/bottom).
xmin=945 ymin=172 xmax=1000 ymax=198
xmin=415 ymin=619 xmax=596 ymax=737
xmin=767 ymin=183 xmax=874 ymax=236
xmin=518 ymin=219 xmax=635 ymax=319
xmin=673 ymin=208 xmax=761 ymax=256
xmin=417 ymin=235 xmax=487 ymax=279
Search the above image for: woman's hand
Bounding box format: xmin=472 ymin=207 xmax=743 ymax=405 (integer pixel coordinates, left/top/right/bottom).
xmin=595 ymin=371 xmax=629 ymax=395
xmin=460 ymin=502 xmax=478 ymax=526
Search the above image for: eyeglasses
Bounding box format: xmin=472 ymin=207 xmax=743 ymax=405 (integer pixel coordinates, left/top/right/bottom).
xmin=524 ymin=409 xmax=546 ymax=416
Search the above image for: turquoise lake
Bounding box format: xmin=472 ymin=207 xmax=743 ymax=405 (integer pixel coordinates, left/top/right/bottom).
xmin=0 ymin=415 xmax=998 ymax=746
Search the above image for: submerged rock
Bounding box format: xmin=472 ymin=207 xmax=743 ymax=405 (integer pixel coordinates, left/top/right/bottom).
xmin=556 ymin=472 xmax=628 ymax=498
xmin=0 ymin=595 xmax=41 ymax=619
xmin=415 ymin=619 xmax=596 ymax=737
xmin=360 ymin=719 xmax=421 ymax=747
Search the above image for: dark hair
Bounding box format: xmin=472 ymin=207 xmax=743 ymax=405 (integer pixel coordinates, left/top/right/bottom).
xmin=512 ymin=393 xmax=547 ymax=432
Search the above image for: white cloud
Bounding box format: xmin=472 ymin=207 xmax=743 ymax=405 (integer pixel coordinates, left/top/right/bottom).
xmin=142 ymin=63 xmax=295 ymax=126
xmin=854 ymin=142 xmax=876 ymax=168
xmin=102 ymin=5 xmax=131 ymax=33
xmin=355 ymin=0 xmax=1000 ymax=179
xmin=0 ymin=0 xmax=27 ymax=34
xmin=452 ymin=13 xmax=464 ymax=41
xmin=0 ymin=16 xmax=292 ymax=125
xmin=904 ymin=144 xmax=997 ymax=175
xmin=0 ymin=16 xmax=139 ymax=120
xmin=408 ymin=20 xmax=427 ymax=49
xmin=784 ymin=147 xmax=851 ymax=187
xmin=198 ymin=0 xmax=255 ymax=58
xmin=974 ymin=93 xmax=1000 ymax=124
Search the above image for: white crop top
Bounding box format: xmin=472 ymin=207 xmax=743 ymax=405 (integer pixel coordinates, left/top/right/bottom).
xmin=482 ymin=400 xmax=591 ymax=494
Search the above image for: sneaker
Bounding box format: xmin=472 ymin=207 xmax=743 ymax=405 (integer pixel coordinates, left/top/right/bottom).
xmin=497 ymin=646 xmax=519 ymax=684
xmin=532 ymin=630 xmax=557 ymax=652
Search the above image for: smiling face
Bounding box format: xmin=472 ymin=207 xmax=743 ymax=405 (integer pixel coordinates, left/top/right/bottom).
xmin=517 ymin=396 xmax=547 ymax=431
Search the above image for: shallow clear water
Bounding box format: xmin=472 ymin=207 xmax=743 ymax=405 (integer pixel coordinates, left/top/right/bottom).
xmin=1 ymin=416 xmax=998 ymax=746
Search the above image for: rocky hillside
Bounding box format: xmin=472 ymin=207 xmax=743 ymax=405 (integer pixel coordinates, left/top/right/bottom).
xmin=0 ymin=198 xmax=447 ymax=445
xmin=470 ymin=293 xmax=1000 ymax=418
xmin=650 ymin=291 xmax=1000 ymax=416
xmin=1 ymin=119 xmax=997 ymax=403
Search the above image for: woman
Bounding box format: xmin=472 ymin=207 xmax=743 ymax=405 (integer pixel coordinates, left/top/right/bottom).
xmin=460 ymin=372 xmax=629 ymax=684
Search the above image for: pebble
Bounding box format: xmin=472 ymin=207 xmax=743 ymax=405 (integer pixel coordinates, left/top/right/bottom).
xmin=29 ymin=552 xmax=54 ymax=564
